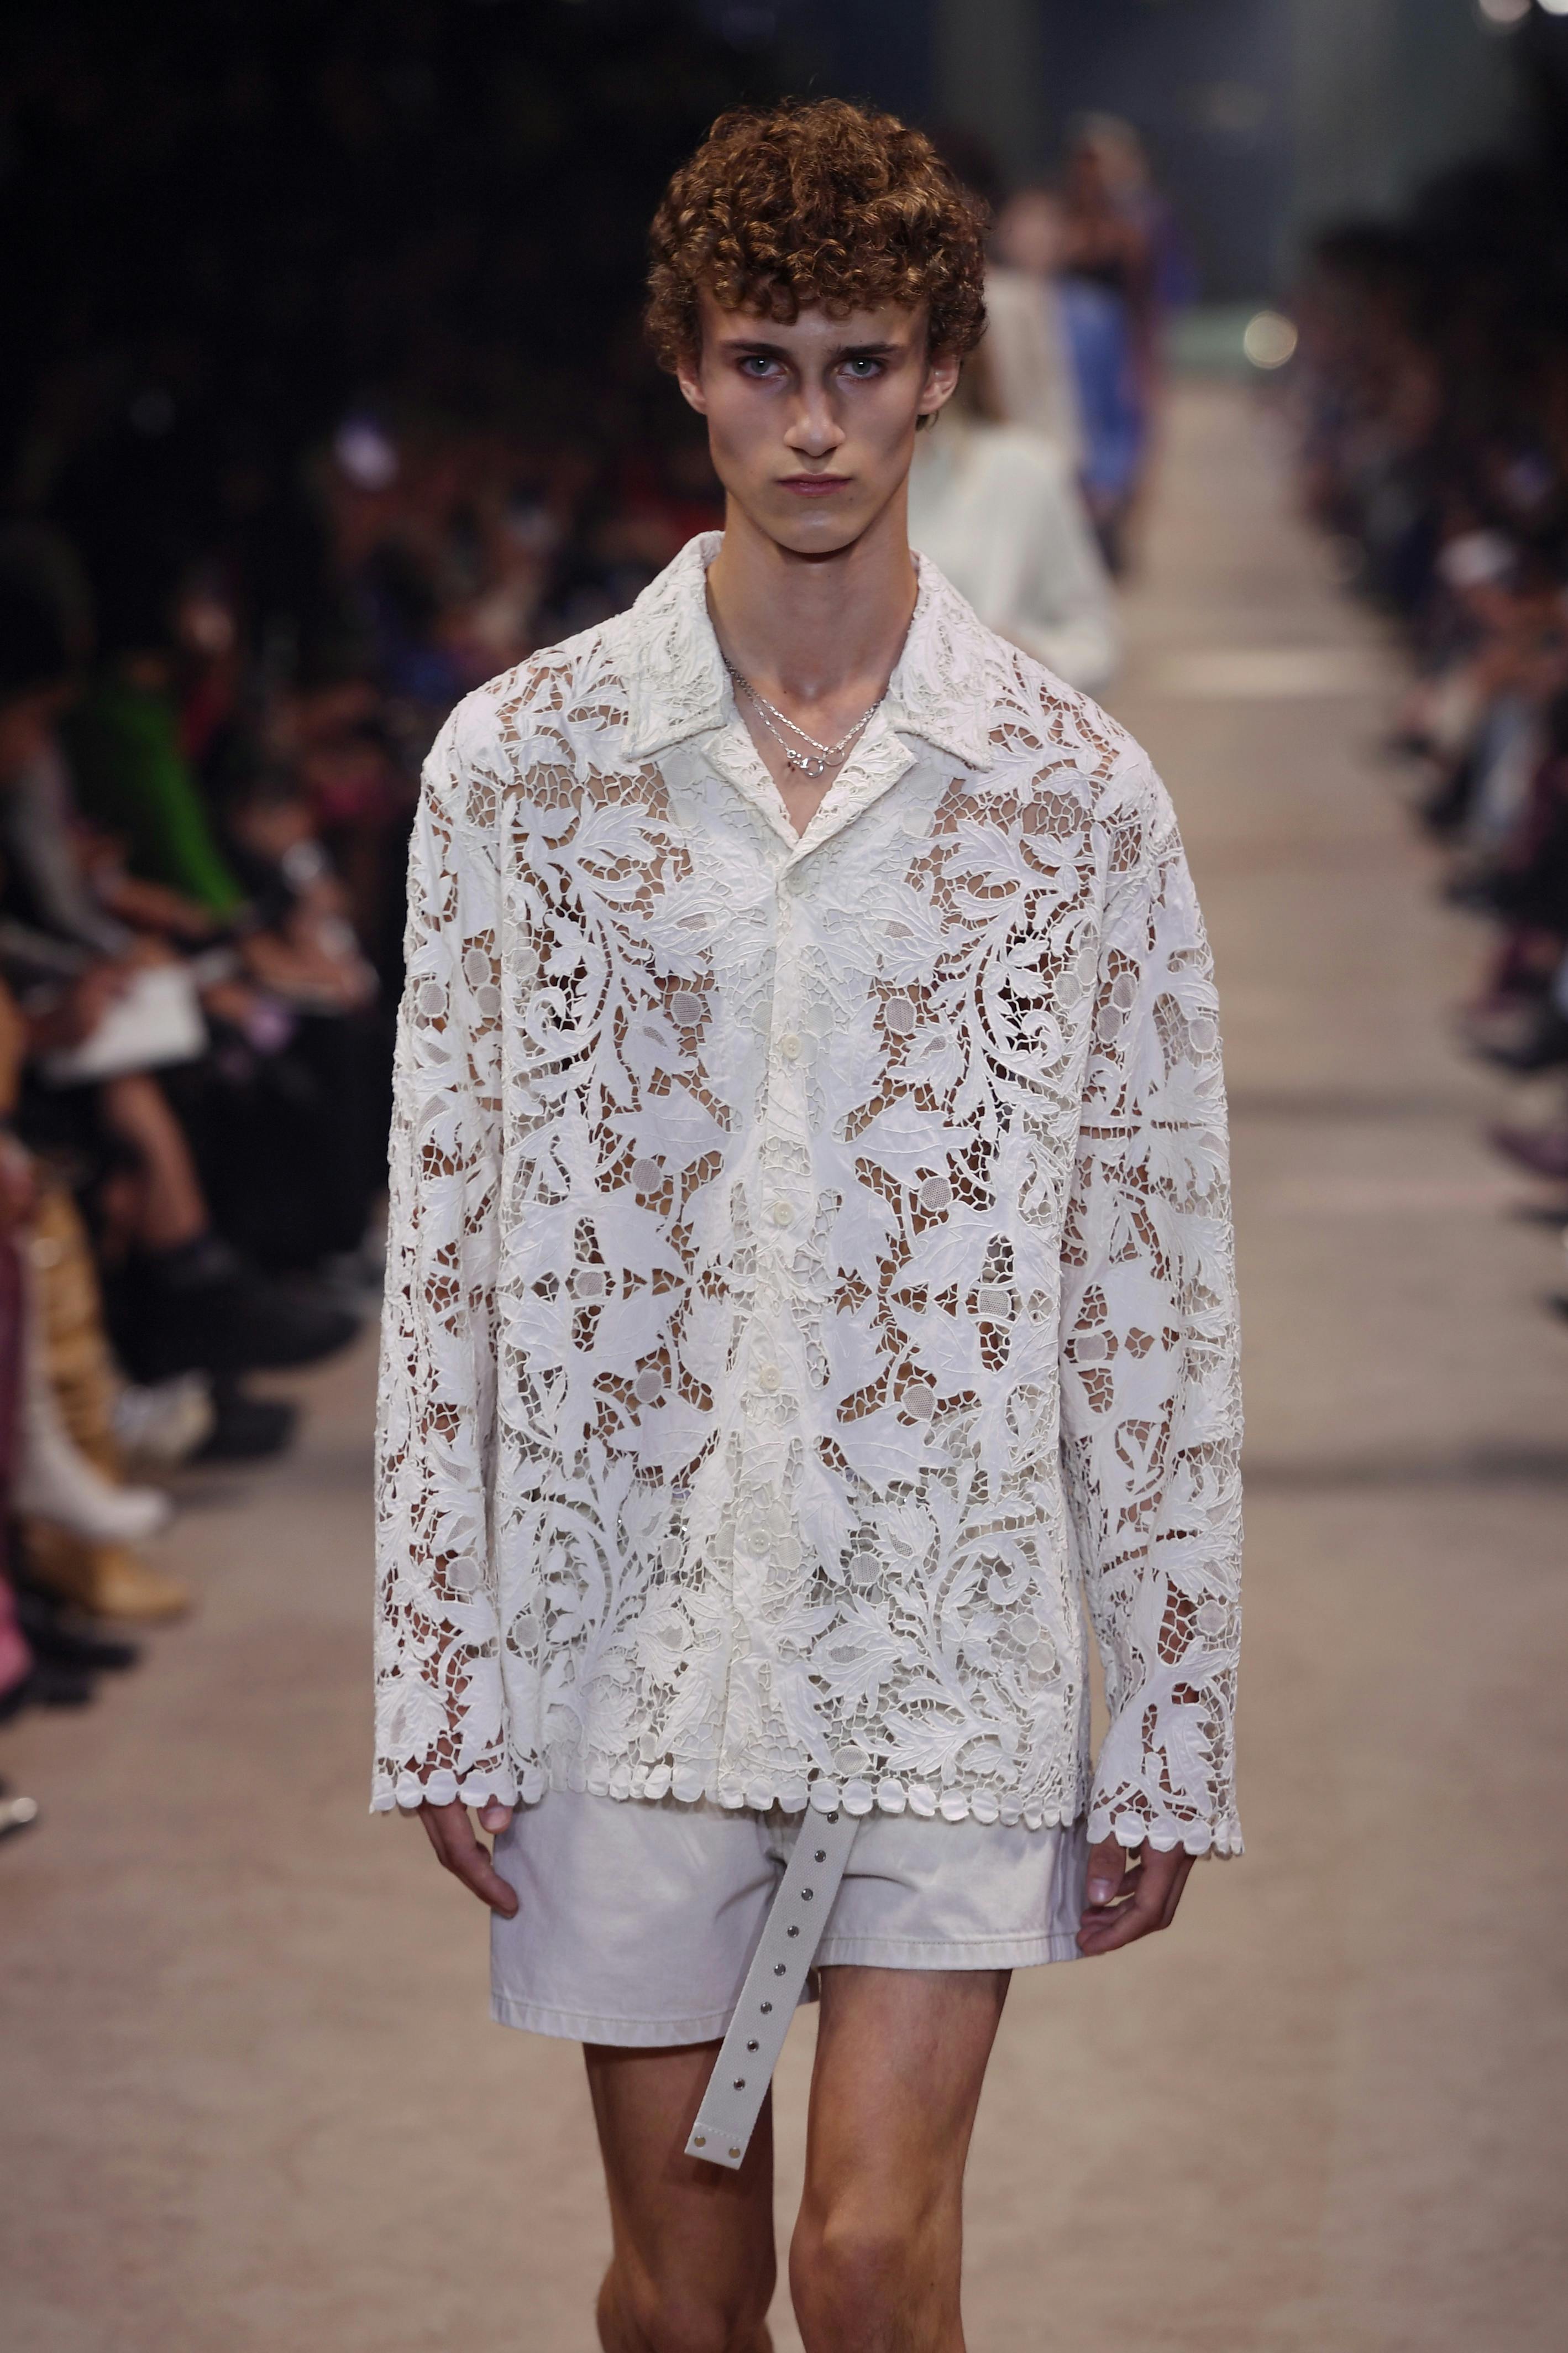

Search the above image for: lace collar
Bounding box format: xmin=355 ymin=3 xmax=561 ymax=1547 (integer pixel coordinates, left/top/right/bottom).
xmin=621 ymin=531 xmax=997 ymax=774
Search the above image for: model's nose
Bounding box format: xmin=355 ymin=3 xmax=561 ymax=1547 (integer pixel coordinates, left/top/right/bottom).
xmin=784 ymin=394 xmax=845 ymax=459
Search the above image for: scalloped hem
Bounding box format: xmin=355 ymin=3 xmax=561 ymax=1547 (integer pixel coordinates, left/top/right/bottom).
xmin=374 ymin=1769 xmax=1086 ymax=1816
xmin=371 ymin=1758 xmax=1241 ymax=1846
xmin=373 ymin=1765 xmax=1081 ymax=1828
xmin=1087 ymin=1810 xmax=1245 ymax=1860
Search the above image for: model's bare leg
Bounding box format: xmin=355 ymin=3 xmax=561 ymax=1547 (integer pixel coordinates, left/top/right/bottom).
xmin=790 ymin=1968 xmax=1010 ymax=2353
xmin=585 ymin=2040 xmax=777 ymax=2353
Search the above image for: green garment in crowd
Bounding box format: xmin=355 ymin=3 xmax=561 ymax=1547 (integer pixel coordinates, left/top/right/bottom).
xmin=62 ymin=674 xmax=246 ymax=918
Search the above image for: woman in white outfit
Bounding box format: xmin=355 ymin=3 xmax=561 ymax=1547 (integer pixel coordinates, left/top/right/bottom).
xmin=907 ymin=344 xmax=1120 ymax=693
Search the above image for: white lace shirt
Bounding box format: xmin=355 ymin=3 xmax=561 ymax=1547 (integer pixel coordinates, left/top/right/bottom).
xmin=373 ymin=533 xmax=1242 ymax=1854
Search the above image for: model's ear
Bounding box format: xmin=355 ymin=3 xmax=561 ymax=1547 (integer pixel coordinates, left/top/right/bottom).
xmin=917 ymin=349 xmax=963 ymax=422
xmin=675 ymin=348 xmax=709 ymax=417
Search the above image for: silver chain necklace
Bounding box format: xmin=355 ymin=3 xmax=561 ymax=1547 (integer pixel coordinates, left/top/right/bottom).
xmin=724 ymin=658 xmax=883 ymax=780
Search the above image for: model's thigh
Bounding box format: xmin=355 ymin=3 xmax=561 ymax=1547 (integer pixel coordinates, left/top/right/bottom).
xmin=585 ymin=2040 xmax=777 ymax=2350
xmin=790 ymin=1967 xmax=1009 ymax=2352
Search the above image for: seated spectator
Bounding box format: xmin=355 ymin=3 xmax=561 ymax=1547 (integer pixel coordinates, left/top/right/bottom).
xmin=1293 ymin=171 xmax=1568 ymax=1315
xmin=61 ymin=654 xmax=247 ymax=924
xmin=0 ymin=551 xmax=361 ymax=1473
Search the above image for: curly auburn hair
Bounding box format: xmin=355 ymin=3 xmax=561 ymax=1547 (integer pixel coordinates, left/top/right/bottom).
xmin=645 ymin=98 xmax=988 ymax=370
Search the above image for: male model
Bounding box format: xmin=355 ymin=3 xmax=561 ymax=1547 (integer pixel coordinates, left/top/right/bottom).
xmin=375 ymin=99 xmax=1241 ymax=2353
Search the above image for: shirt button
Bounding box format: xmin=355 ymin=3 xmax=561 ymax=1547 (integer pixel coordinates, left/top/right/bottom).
xmin=771 ymin=1200 xmax=795 ymax=1227
xmin=779 ymin=1032 xmax=802 ymax=1060
xmin=758 ymin=1365 xmax=782 ymax=1393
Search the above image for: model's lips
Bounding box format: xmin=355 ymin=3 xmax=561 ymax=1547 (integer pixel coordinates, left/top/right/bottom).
xmin=777 ymin=474 xmax=851 ymax=497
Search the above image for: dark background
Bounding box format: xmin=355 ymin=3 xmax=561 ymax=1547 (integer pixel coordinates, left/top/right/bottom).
xmin=4 ymin=0 xmax=1567 ymax=668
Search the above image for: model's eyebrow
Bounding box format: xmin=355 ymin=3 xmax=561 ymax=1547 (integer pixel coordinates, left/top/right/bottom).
xmin=716 ymin=335 xmax=906 ymax=360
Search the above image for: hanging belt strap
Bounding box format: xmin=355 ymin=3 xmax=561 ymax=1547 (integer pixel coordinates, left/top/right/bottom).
xmin=686 ymin=1805 xmax=859 ymax=2170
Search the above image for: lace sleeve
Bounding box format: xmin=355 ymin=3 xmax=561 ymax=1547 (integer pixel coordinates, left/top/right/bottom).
xmin=1058 ymin=764 xmax=1243 ymax=1857
xmin=372 ymin=712 xmax=510 ymax=1813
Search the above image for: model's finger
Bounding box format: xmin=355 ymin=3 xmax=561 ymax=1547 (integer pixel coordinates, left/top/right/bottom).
xmin=1126 ymin=1847 xmax=1182 ymax=1923
xmin=1157 ymin=1853 xmax=1195 ymax=1929
xmin=1084 ymin=1835 xmax=1131 ymax=1908
xmin=1079 ymin=1844 xmax=1198 ymax=1953
xmin=434 ymin=1812 xmax=518 ymax=1913
xmin=417 ymin=1801 xmax=453 ymax=1861
xmin=1077 ymin=1848 xmax=1165 ymax=1952
xmin=1136 ymin=1845 xmax=1187 ymax=1903
xmin=1077 ymin=1900 xmax=1154 ymax=1954
xmin=415 ymin=1801 xmax=518 ymax=1913
xmin=449 ymin=1839 xmax=520 ymax=1916
xmin=477 ymin=1800 xmax=513 ymax=1833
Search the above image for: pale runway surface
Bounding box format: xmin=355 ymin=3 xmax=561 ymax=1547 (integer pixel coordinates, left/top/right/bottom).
xmin=4 ymin=383 xmax=1566 ymax=2352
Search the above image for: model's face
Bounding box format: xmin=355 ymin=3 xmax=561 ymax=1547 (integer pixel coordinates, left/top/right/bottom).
xmin=677 ymin=292 xmax=958 ymax=557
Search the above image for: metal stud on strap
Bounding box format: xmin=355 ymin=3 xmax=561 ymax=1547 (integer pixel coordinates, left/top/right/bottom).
xmin=686 ymin=1806 xmax=859 ymax=2169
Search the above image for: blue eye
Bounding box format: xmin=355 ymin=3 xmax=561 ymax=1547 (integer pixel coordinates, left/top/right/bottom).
xmin=843 ymin=358 xmax=884 ymax=379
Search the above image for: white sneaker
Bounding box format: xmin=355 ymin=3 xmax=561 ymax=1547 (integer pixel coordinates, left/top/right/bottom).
xmin=113 ymin=1373 xmax=216 ymax=1467
xmin=18 ymin=1316 xmax=172 ymax=1544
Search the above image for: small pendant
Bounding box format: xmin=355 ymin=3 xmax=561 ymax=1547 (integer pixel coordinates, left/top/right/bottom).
xmin=787 ymin=751 xmax=827 ymax=779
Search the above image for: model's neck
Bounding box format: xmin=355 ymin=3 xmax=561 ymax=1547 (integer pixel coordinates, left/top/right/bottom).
xmin=704 ymin=484 xmax=918 ymax=704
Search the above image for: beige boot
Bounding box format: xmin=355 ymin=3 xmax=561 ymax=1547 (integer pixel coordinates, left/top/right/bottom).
xmin=22 ymin=1525 xmax=191 ymax=1624
xmin=21 ymin=1181 xmax=189 ymax=1620
xmin=28 ymin=1183 xmax=129 ymax=1474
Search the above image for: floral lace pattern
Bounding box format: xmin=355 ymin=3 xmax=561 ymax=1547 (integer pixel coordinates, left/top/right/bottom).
xmin=374 ymin=536 xmax=1242 ymax=1853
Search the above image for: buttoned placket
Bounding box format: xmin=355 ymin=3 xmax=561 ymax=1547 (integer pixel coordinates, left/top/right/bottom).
xmin=688 ymin=705 xmax=924 ymax=1772
xmin=621 ymin=553 xmax=984 ymax=1787
xmin=727 ymin=708 xmax=920 ymax=1360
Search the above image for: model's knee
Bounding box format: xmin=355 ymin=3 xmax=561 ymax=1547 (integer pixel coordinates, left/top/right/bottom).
xmin=601 ymin=2258 xmax=775 ymax=2353
xmin=791 ymin=2195 xmax=954 ymax=2350
xmin=622 ymin=2300 xmax=767 ymax=2353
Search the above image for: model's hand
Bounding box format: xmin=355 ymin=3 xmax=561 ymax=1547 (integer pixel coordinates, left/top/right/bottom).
xmin=417 ymin=1797 xmax=518 ymax=1916
xmin=1076 ymin=1834 xmax=1194 ymax=1957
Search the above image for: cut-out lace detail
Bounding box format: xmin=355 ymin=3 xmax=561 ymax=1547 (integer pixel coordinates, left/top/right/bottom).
xmin=374 ymin=538 xmax=1242 ymax=1853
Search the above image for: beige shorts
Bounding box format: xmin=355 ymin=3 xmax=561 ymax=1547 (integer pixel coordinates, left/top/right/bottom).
xmin=489 ymin=1789 xmax=1087 ymax=2046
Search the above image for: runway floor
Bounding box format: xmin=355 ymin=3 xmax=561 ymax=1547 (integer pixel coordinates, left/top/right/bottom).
xmin=4 ymin=381 xmax=1566 ymax=2352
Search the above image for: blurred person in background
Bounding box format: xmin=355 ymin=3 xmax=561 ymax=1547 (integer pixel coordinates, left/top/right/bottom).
xmin=1062 ymin=113 xmax=1192 ymax=393
xmin=929 ymin=129 xmax=1085 ymax=480
xmin=380 ymin=97 xmax=1241 ymax=2353
xmin=1058 ymin=114 xmax=1192 ymax=567
xmin=976 ymin=261 xmax=1084 ymax=469
xmin=904 ymin=135 xmax=1120 ymax=666
xmin=995 ymin=183 xmax=1147 ymax=576
xmin=907 ymin=336 xmax=1119 ymax=690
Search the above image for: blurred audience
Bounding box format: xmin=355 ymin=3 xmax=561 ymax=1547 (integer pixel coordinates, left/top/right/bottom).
xmin=1291 ymin=163 xmax=1568 ymax=1312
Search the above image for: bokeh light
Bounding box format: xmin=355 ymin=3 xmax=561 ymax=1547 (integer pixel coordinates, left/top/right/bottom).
xmin=1243 ymin=310 xmax=1299 ymax=369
